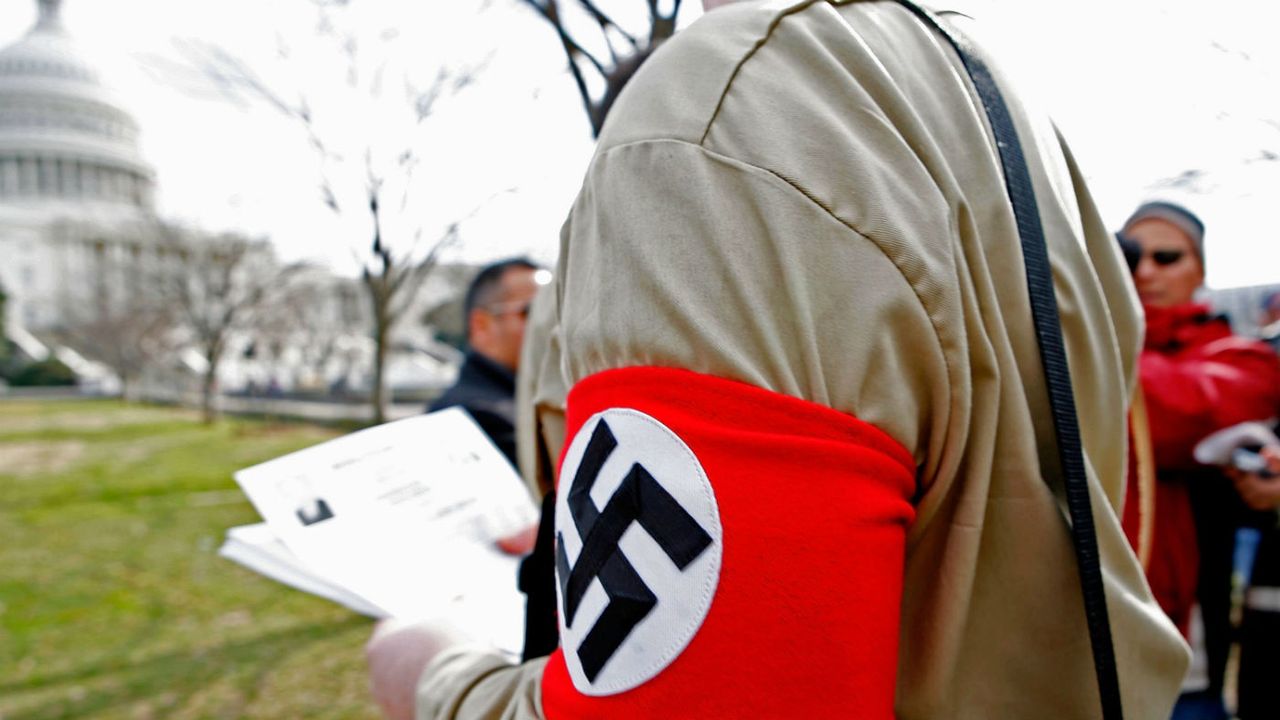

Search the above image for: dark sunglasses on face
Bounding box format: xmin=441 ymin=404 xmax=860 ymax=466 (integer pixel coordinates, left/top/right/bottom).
xmin=1143 ymin=249 xmax=1186 ymax=267
xmin=485 ymin=300 xmax=532 ymax=319
xmin=1115 ymin=233 xmax=1186 ymax=273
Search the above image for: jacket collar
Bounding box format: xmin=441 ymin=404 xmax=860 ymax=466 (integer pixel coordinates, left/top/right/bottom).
xmin=460 ymin=350 xmax=516 ymax=392
xmin=1143 ymin=302 xmax=1230 ymax=351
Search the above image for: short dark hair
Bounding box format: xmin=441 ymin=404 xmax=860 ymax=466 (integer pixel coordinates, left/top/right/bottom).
xmin=463 ymin=257 xmax=540 ymax=331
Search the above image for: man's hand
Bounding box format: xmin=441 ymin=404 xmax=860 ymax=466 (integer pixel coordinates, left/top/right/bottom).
xmin=495 ymin=525 xmax=537 ymax=555
xmin=366 ymin=618 xmax=471 ymax=720
xmin=1228 ymin=446 xmax=1280 ymax=512
xmin=365 ymin=526 xmax=538 ymax=718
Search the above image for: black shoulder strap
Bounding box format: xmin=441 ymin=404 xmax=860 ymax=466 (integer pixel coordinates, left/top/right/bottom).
xmin=893 ymin=3 xmax=1124 ymax=718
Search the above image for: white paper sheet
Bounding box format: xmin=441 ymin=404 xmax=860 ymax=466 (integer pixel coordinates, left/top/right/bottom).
xmin=1193 ymin=420 xmax=1280 ymax=466
xmin=219 ymin=522 xmax=386 ymax=617
xmin=225 ymin=408 xmax=536 ymax=655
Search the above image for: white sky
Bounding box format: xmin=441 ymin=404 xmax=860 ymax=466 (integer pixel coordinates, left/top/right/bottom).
xmin=2 ymin=0 xmax=1278 ymax=288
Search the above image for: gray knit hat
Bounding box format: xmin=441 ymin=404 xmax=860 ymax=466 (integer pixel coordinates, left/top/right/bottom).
xmin=1122 ymin=201 xmax=1205 ymax=267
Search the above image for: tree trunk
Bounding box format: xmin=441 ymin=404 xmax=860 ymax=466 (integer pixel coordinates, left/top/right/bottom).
xmin=201 ymin=347 xmax=221 ymax=424
xmin=371 ymin=319 xmax=389 ymax=425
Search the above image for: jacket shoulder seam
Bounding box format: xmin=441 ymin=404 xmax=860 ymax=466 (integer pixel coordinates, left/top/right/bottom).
xmin=594 ymin=137 xmax=953 ymax=438
xmin=697 ymin=0 xmax=825 ymax=145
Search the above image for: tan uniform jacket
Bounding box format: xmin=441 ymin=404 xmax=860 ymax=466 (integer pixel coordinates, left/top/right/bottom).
xmin=419 ymin=1 xmax=1189 ymax=717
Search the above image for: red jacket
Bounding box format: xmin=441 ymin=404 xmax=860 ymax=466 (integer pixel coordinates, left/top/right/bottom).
xmin=1140 ymin=302 xmax=1280 ymax=635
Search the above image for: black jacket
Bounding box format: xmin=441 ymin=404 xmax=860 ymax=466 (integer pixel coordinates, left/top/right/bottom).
xmin=430 ymin=351 xmax=559 ymax=660
xmin=428 ymin=351 xmax=517 ymax=466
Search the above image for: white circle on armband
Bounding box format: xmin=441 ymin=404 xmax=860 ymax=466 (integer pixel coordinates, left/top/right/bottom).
xmin=554 ymin=407 xmax=722 ymax=695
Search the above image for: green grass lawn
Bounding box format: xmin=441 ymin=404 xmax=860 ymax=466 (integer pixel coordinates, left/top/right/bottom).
xmin=0 ymin=399 xmax=382 ymax=719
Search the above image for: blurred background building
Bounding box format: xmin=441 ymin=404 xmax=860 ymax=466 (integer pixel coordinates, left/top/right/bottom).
xmin=0 ymin=0 xmax=464 ymax=411
xmin=0 ymin=0 xmax=156 ymax=343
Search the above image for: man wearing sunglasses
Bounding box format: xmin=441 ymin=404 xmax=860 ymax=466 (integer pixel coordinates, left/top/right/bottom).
xmin=1123 ymin=201 xmax=1280 ymax=719
xmin=428 ymin=257 xmax=546 ymax=467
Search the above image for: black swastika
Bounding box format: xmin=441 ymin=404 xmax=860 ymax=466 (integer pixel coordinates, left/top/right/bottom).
xmin=556 ymin=418 xmax=713 ymax=682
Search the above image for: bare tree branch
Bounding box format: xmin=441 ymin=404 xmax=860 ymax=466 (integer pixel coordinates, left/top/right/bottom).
xmin=387 ymin=225 xmax=459 ymax=325
xmin=165 ymin=2 xmax=490 ymax=423
xmin=520 ymin=0 xmax=606 ymax=129
xmin=521 ymin=0 xmax=684 ymax=136
xmin=133 ymin=222 xmax=298 ymax=421
xmin=55 ymin=228 xmax=177 ymax=402
xmin=575 ymin=0 xmax=639 ymax=61
xmin=651 ymin=0 xmax=681 ymax=46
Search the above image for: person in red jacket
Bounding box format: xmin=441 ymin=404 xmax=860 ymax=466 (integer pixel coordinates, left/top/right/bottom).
xmin=1124 ymin=201 xmax=1280 ymax=719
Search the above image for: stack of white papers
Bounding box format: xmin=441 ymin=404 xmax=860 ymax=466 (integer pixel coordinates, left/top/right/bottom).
xmin=219 ymin=407 xmax=537 ymax=656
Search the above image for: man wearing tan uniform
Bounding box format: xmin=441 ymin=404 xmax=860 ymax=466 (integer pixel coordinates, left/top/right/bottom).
xmin=370 ymin=0 xmax=1189 ymax=717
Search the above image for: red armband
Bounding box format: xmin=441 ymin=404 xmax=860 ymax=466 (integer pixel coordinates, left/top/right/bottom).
xmin=540 ymin=367 xmax=916 ymax=719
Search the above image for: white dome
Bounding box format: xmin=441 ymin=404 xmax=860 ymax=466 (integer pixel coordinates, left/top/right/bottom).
xmin=0 ymin=0 xmax=155 ymax=215
xmin=0 ymin=2 xmax=98 ymax=83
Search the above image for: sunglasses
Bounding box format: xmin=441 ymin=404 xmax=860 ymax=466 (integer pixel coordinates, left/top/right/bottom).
xmin=1142 ymin=249 xmax=1186 ymax=267
xmin=484 ymin=300 xmax=532 ymax=319
xmin=1116 ymin=234 xmax=1187 ymax=273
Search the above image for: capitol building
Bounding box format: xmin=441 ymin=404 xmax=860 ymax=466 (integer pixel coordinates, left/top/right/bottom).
xmin=0 ymin=0 xmax=463 ymax=403
xmin=0 ymin=0 xmax=158 ymax=342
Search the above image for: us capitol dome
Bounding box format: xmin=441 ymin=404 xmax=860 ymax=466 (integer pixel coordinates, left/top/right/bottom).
xmin=0 ymin=0 xmax=157 ymax=333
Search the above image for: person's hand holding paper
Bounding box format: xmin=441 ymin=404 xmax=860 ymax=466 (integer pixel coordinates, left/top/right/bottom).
xmin=1194 ymin=420 xmax=1280 ymax=511
xmin=365 ymin=525 xmax=537 ymax=720
xmin=224 ymin=408 xmax=538 ymax=655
